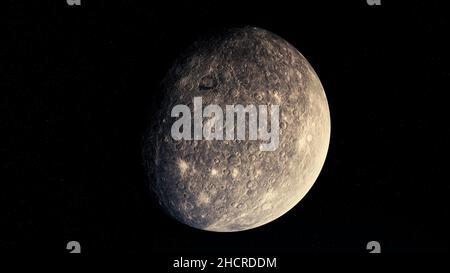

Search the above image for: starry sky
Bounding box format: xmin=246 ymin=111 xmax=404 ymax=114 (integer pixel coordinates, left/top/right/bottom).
xmin=1 ymin=0 xmax=449 ymax=259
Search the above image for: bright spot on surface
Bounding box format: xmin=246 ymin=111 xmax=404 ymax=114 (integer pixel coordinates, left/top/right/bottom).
xmin=232 ymin=168 xmax=239 ymax=178
xmin=197 ymin=192 xmax=210 ymax=206
xmin=177 ymin=159 xmax=189 ymax=175
xmin=272 ymin=92 xmax=282 ymax=103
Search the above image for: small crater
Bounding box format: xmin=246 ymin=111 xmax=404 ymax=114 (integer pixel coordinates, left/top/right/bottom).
xmin=199 ymin=75 xmax=217 ymax=90
xmin=254 ymin=92 xmax=264 ymax=101
xmin=185 ymin=202 xmax=193 ymax=210
xmin=247 ymin=181 xmax=257 ymax=190
xmin=237 ymin=203 xmax=247 ymax=210
xmin=223 ymin=169 xmax=231 ymax=176
xmin=246 ymin=189 xmax=257 ymax=197
xmin=228 ymin=155 xmax=241 ymax=165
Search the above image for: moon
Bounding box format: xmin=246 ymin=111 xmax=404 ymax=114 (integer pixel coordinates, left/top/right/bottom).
xmin=143 ymin=27 xmax=330 ymax=232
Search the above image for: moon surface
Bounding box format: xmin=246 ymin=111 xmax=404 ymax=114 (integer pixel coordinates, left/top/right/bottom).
xmin=143 ymin=27 xmax=330 ymax=232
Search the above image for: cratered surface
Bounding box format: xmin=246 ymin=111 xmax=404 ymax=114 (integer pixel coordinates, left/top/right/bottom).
xmin=143 ymin=27 xmax=330 ymax=232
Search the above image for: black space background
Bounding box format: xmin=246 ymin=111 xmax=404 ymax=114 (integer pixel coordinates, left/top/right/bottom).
xmin=1 ymin=0 xmax=449 ymax=259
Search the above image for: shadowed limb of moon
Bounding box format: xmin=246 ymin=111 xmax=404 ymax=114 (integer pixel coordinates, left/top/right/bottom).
xmin=143 ymin=26 xmax=330 ymax=232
